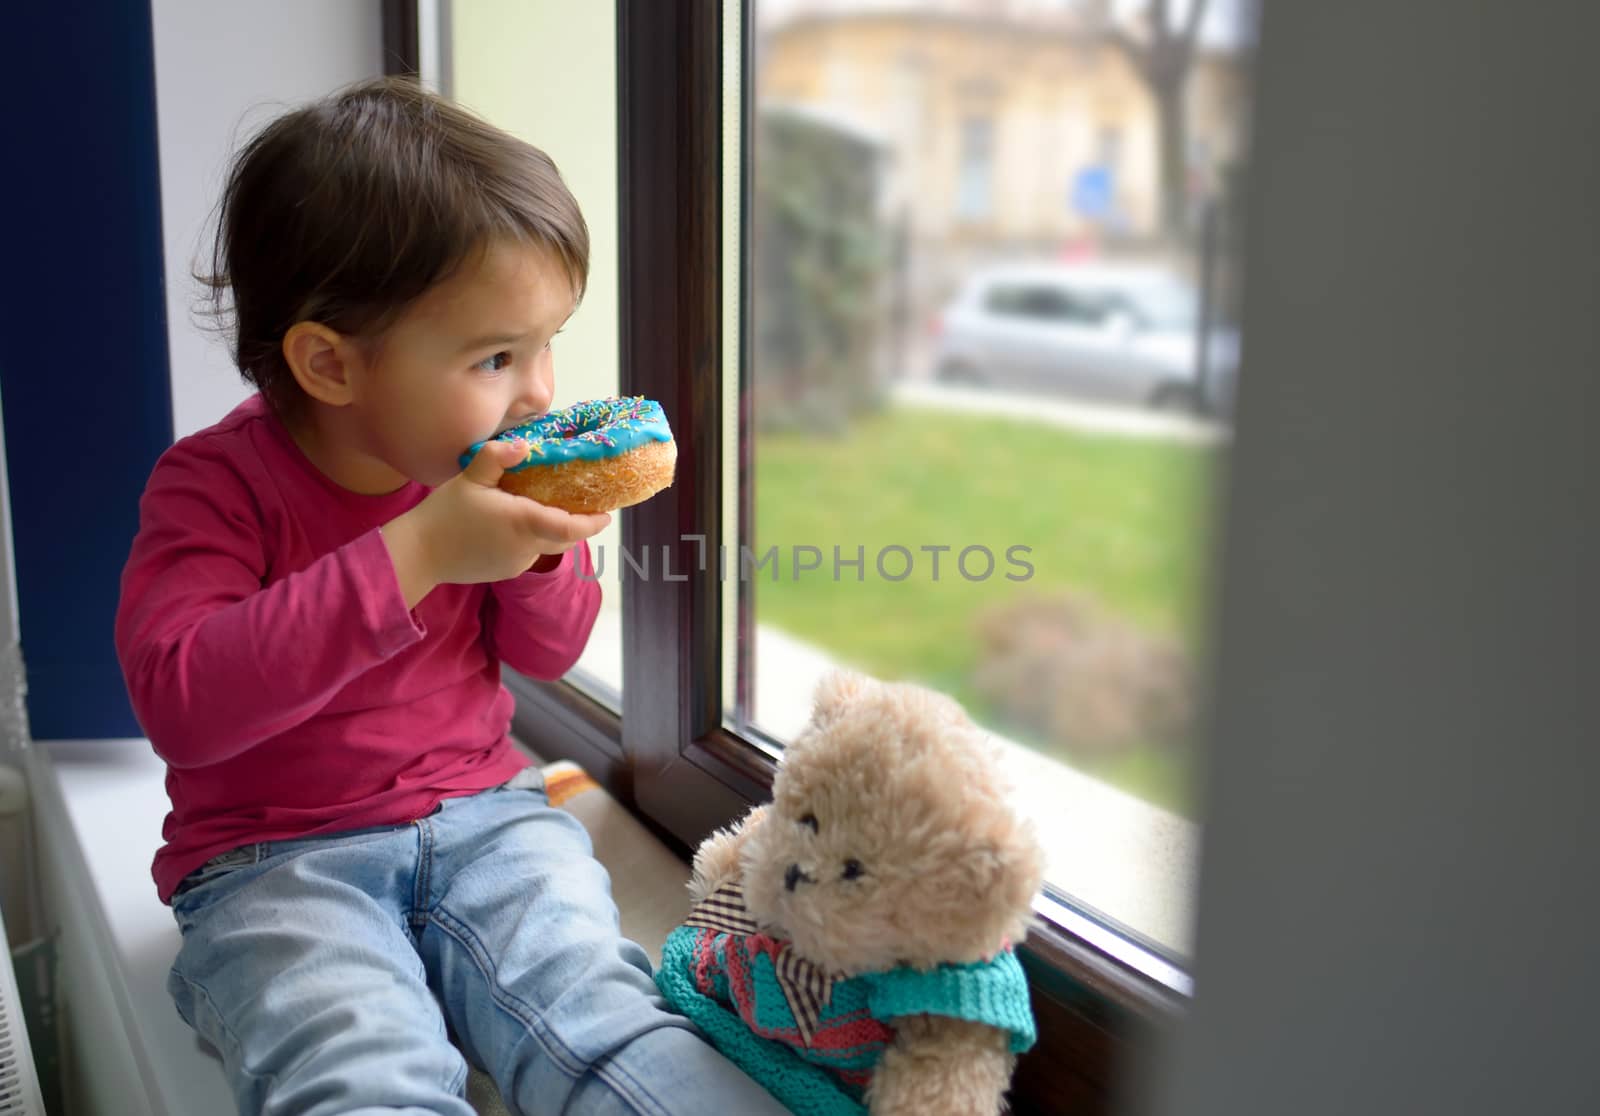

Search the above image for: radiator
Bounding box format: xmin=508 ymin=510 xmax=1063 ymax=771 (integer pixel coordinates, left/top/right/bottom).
xmin=0 ymin=901 xmax=44 ymax=1116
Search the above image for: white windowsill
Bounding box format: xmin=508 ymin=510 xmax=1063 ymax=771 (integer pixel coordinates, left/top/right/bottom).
xmin=28 ymin=734 xmax=697 ymax=1116
xmin=29 ymin=739 xmax=236 ymax=1116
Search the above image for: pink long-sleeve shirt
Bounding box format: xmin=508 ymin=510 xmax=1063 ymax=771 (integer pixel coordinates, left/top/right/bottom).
xmin=115 ymin=394 xmax=601 ymax=901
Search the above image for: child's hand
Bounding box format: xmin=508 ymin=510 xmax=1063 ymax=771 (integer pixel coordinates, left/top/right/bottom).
xmin=381 ymin=440 xmax=611 ymax=608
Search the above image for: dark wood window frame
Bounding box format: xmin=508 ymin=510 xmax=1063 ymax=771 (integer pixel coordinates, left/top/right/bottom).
xmin=387 ymin=1 xmax=1190 ymax=1110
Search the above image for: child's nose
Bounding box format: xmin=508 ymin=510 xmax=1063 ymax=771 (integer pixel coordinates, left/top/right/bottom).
xmin=516 ymin=368 xmax=554 ymax=417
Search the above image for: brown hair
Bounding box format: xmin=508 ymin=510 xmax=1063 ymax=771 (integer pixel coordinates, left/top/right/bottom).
xmin=200 ymin=76 xmax=589 ymax=418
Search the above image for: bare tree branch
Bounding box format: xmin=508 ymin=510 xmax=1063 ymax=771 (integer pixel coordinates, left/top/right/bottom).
xmin=1104 ymin=24 xmax=1155 ymax=85
xmin=1096 ymin=0 xmax=1213 ymax=85
xmin=1152 ymin=0 xmax=1171 ymax=41
xmin=1183 ymin=0 xmax=1212 ymax=48
xmin=1076 ymin=0 xmax=1213 ymax=244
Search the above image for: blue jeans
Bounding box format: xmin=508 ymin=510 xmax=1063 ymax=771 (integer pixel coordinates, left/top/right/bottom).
xmin=167 ymin=777 xmax=792 ymax=1116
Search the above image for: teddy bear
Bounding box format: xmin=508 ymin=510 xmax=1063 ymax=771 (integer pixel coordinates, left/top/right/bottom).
xmin=654 ymin=669 xmax=1046 ymax=1116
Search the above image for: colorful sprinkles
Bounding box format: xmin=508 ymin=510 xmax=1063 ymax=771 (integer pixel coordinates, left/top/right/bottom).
xmin=459 ymin=396 xmax=672 ymax=472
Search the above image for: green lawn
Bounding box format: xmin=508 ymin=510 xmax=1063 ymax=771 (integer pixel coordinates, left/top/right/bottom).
xmin=752 ymin=404 xmax=1221 ymax=814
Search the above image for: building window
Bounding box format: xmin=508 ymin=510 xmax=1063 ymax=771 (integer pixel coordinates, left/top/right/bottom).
xmin=956 ymin=115 xmax=995 ymax=221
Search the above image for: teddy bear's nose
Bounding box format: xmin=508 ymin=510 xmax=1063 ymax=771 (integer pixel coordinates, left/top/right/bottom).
xmin=784 ymin=864 xmax=812 ymax=892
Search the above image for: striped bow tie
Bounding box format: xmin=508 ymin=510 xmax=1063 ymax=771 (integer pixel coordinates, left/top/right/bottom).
xmin=684 ymin=880 xmax=840 ymax=1047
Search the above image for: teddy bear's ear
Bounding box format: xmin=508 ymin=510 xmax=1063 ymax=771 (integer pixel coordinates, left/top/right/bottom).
xmin=810 ymin=669 xmax=873 ymax=724
xmin=688 ymin=804 xmax=769 ymax=904
xmin=949 ymin=808 xmax=1047 ymax=940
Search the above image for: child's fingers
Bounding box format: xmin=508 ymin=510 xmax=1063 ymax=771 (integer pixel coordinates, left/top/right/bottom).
xmin=571 ymin=511 xmax=612 ymax=536
xmin=460 ymin=439 xmax=528 ymax=487
xmin=516 ymin=503 xmax=611 ymax=544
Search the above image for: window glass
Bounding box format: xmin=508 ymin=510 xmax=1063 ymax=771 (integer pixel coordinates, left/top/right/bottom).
xmin=734 ymin=0 xmax=1258 ymax=959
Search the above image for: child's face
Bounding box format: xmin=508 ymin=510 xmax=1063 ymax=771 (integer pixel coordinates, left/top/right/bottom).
xmin=350 ymin=239 xmax=575 ymax=488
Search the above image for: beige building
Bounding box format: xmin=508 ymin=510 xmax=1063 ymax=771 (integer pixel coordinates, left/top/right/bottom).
xmin=757 ymin=6 xmax=1251 ymax=249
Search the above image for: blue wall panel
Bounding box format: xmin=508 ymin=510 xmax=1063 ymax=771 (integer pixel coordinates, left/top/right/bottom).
xmin=0 ymin=1 xmax=173 ymax=738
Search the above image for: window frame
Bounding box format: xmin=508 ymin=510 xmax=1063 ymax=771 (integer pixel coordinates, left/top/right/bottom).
xmin=393 ymin=1 xmax=1193 ymax=1107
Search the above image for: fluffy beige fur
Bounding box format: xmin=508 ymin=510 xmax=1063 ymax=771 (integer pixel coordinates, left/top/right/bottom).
xmin=688 ymin=669 xmax=1046 ymax=1116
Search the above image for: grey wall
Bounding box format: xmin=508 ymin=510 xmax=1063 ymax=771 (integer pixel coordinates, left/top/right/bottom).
xmin=1150 ymin=2 xmax=1594 ymax=1114
xmin=151 ymin=0 xmax=384 ymax=440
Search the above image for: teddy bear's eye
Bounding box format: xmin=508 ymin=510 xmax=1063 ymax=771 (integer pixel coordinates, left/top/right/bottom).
xmin=799 ymin=812 xmax=819 ymax=833
xmin=841 ymin=859 xmax=864 ymax=880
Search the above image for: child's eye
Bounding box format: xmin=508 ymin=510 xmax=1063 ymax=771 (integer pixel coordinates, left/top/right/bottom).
xmin=475 ymin=351 xmax=512 ymax=373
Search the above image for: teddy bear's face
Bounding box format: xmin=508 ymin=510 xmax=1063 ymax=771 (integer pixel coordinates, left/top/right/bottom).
xmin=740 ymin=673 xmax=1043 ymax=976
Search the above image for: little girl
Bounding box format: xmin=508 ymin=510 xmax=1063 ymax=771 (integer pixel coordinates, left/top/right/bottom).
xmin=115 ymin=77 xmax=789 ymax=1116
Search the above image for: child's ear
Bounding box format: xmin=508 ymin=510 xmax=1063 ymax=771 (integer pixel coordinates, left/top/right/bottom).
xmin=282 ymin=321 xmax=357 ymax=407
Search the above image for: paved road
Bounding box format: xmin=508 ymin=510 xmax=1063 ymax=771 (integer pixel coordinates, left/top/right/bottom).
xmin=889 ymin=380 xmax=1229 ymax=445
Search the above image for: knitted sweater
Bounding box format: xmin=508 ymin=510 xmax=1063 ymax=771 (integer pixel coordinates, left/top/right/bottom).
xmin=655 ymin=883 xmax=1036 ymax=1116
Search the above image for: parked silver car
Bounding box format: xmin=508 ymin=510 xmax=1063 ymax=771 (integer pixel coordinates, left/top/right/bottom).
xmin=932 ymin=264 xmax=1239 ymax=414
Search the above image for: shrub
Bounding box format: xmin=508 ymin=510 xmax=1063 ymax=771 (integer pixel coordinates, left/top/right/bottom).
xmin=971 ymin=590 xmax=1193 ymax=758
xmin=752 ymin=105 xmax=889 ymax=434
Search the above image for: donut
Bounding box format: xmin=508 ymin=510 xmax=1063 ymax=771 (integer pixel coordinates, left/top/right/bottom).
xmin=460 ymin=396 xmax=677 ymax=514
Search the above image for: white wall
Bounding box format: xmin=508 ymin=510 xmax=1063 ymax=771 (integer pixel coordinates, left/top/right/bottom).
xmin=151 ymin=0 xmax=384 ymax=441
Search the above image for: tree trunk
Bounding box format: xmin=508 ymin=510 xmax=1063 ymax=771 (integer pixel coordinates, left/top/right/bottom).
xmin=1096 ymin=0 xmax=1210 ymax=247
xmin=1155 ymin=76 xmax=1189 ymax=245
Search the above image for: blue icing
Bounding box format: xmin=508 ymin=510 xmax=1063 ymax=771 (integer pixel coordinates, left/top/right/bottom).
xmin=459 ymin=396 xmax=672 ymax=472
